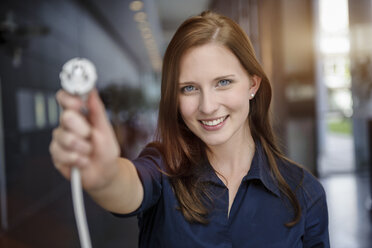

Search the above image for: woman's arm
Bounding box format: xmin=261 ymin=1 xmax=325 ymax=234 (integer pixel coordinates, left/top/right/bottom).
xmin=86 ymin=157 xmax=144 ymax=214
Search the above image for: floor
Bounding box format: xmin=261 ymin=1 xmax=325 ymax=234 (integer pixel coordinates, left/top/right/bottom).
xmin=319 ymin=132 xmax=372 ymax=248
xmin=321 ymin=172 xmax=372 ymax=248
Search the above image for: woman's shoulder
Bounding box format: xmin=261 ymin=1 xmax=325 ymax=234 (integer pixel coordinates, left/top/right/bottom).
xmin=279 ymin=159 xmax=326 ymax=207
xmin=132 ymin=142 xmax=166 ymax=169
xmin=137 ymin=142 xmax=163 ymax=156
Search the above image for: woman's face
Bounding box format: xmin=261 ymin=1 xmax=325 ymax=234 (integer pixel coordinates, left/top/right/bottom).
xmin=178 ymin=43 xmax=260 ymax=148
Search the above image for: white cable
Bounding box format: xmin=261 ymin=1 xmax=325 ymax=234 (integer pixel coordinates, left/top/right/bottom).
xmin=71 ymin=167 xmax=92 ymax=248
xmin=60 ymin=58 xmax=97 ymax=248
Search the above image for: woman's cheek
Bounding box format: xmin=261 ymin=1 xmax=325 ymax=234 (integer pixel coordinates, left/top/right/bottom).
xmin=179 ymin=96 xmax=198 ymax=118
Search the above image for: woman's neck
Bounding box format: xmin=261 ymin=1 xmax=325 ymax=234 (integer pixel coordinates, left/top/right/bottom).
xmin=206 ymin=124 xmax=255 ymax=179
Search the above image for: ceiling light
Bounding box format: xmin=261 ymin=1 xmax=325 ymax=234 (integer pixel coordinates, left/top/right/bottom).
xmin=129 ymin=1 xmax=143 ymax=11
xmin=134 ymin=12 xmax=147 ymax=22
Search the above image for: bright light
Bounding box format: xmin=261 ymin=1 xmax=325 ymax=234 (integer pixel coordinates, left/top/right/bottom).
xmin=134 ymin=12 xmax=147 ymax=22
xmin=318 ymin=0 xmax=352 ymax=117
xmin=319 ymin=0 xmax=349 ymax=34
xmin=333 ymin=89 xmax=352 ymax=111
xmin=320 ymin=37 xmax=349 ymax=54
xmin=131 ymin=7 xmax=162 ymax=72
xmin=129 ymin=1 xmax=143 ymax=12
xmin=319 ymin=0 xmax=349 ymax=54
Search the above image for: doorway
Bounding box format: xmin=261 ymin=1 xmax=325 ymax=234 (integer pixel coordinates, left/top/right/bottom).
xmin=315 ymin=0 xmax=355 ymax=176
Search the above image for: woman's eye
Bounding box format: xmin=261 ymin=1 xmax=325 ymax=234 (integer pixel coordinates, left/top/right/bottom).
xmin=217 ymin=79 xmax=231 ymax=87
xmin=182 ymin=85 xmax=196 ymax=93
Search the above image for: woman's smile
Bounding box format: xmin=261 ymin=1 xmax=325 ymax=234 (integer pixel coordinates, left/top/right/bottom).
xmin=199 ymin=115 xmax=229 ymax=131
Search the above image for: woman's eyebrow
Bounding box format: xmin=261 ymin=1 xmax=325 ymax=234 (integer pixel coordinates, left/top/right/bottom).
xmin=179 ymin=74 xmax=235 ymax=85
xmin=178 ymin=81 xmax=196 ymax=85
xmin=213 ymin=74 xmax=235 ymax=81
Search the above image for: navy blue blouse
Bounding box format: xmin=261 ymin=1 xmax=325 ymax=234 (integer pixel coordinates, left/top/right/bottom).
xmin=115 ymin=142 xmax=330 ymax=248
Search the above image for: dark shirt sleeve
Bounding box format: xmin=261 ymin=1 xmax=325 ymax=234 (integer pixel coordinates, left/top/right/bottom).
xmin=302 ymin=173 xmax=330 ymax=248
xmin=114 ymin=146 xmax=164 ymax=217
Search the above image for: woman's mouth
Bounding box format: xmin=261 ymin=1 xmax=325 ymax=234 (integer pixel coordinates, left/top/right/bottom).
xmin=199 ymin=115 xmax=229 ymax=131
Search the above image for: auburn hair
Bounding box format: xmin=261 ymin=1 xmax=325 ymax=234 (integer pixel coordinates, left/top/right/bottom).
xmin=150 ymin=11 xmax=302 ymax=227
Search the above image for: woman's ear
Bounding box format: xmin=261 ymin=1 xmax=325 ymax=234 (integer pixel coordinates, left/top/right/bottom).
xmin=250 ymin=75 xmax=261 ymax=97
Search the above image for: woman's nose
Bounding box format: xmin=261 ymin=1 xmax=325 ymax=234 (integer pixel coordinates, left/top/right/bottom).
xmin=198 ymin=91 xmax=219 ymax=114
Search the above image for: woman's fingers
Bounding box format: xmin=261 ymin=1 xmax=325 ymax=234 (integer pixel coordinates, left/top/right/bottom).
xmin=52 ymin=128 xmax=92 ymax=155
xmin=56 ymin=89 xmax=84 ymax=111
xmin=60 ymin=110 xmax=91 ymax=139
xmin=87 ymin=89 xmax=111 ymax=130
xmin=51 ymin=89 xmax=120 ymax=189
xmin=49 ymin=139 xmax=89 ymax=169
xmin=57 ymin=89 xmax=110 ymax=138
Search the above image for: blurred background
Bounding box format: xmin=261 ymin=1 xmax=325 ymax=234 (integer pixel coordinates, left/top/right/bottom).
xmin=0 ymin=0 xmax=371 ymax=247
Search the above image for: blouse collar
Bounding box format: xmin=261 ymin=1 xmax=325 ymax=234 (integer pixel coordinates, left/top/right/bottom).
xmin=198 ymin=140 xmax=281 ymax=197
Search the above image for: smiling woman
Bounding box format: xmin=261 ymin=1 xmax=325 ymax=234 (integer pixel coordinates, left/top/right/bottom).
xmin=49 ymin=10 xmax=330 ymax=248
xmin=178 ymin=43 xmax=258 ymax=147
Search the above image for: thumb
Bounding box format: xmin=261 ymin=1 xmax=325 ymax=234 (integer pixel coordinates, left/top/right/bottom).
xmin=87 ymin=89 xmax=111 ymax=130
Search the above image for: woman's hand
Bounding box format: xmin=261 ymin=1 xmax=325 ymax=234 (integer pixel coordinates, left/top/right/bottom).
xmin=49 ymin=89 xmax=120 ymax=192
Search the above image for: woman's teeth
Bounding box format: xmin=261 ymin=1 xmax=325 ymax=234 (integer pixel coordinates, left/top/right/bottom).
xmin=201 ymin=116 xmax=225 ymax=126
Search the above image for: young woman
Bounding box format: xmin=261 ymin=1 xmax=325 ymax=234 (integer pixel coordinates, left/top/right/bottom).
xmin=50 ymin=11 xmax=329 ymax=247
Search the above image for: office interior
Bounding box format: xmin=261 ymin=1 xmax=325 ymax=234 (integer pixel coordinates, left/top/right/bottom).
xmin=0 ymin=0 xmax=371 ymax=247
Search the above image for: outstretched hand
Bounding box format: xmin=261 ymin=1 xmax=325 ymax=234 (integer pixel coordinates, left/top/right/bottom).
xmin=49 ymin=89 xmax=120 ymax=192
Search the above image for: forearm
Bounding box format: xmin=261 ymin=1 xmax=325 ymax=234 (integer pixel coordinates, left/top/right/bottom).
xmin=87 ymin=157 xmax=144 ymax=214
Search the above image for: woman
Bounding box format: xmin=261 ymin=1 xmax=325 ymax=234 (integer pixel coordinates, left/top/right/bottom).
xmin=50 ymin=11 xmax=329 ymax=247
